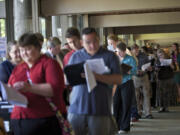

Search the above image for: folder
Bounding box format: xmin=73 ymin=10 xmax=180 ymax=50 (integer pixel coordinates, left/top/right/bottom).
xmin=121 ymin=63 xmax=132 ymax=74
xmin=64 ymin=62 xmax=86 ymax=86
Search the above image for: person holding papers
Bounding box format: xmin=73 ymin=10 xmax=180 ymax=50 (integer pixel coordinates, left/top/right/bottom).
xmin=113 ymin=42 xmax=137 ymax=134
xmin=131 ymin=44 xmax=153 ymax=119
xmin=8 ymin=33 xmax=66 ymax=135
xmin=156 ymin=49 xmax=174 ymax=112
xmin=67 ymin=28 xmax=122 ymax=135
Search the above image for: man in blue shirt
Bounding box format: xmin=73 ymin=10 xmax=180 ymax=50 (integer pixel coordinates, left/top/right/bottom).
xmin=113 ymin=42 xmax=137 ymax=134
xmin=67 ymin=27 xmax=122 ymax=135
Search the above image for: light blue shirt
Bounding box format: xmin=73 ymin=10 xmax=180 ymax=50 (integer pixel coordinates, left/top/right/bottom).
xmin=121 ymin=54 xmax=137 ymax=83
xmin=68 ymin=47 xmax=121 ymax=115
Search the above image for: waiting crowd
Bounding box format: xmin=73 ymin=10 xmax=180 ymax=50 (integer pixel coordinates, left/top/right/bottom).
xmin=0 ymin=27 xmax=180 ymax=135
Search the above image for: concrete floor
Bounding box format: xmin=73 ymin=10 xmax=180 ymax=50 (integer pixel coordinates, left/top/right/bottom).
xmin=128 ymin=106 xmax=180 ymax=135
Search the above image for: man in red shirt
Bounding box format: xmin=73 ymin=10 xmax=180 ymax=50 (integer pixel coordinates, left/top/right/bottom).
xmin=63 ymin=27 xmax=82 ymax=66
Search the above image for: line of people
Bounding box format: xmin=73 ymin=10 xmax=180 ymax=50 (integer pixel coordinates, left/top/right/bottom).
xmin=0 ymin=27 xmax=180 ymax=135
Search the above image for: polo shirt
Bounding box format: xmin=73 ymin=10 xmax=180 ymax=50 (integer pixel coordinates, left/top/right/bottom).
xmin=8 ymin=55 xmax=66 ymax=119
xmin=63 ymin=50 xmax=75 ymax=66
xmin=68 ymin=47 xmax=120 ymax=115
xmin=121 ymin=54 xmax=137 ymax=84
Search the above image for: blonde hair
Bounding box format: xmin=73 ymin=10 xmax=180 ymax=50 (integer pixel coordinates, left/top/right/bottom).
xmin=47 ymin=37 xmax=61 ymax=48
xmin=157 ymin=49 xmax=169 ymax=59
xmin=6 ymin=41 xmax=18 ymax=60
xmin=107 ymin=34 xmax=119 ymax=42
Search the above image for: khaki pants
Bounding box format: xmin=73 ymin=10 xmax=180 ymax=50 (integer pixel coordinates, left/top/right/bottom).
xmin=133 ymin=74 xmax=151 ymax=116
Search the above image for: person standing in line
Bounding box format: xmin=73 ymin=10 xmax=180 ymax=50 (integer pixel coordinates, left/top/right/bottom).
xmin=131 ymin=44 xmax=153 ymax=119
xmin=156 ymin=49 xmax=174 ymax=112
xmin=46 ymin=37 xmax=69 ymax=68
xmin=8 ymin=33 xmax=66 ymax=135
xmin=171 ymin=43 xmax=180 ymax=103
xmin=113 ymin=42 xmax=137 ymax=134
xmin=67 ymin=28 xmax=122 ymax=135
xmin=63 ymin=27 xmax=82 ymax=66
xmin=0 ymin=41 xmax=22 ymax=83
xmin=107 ymin=34 xmax=132 ymax=56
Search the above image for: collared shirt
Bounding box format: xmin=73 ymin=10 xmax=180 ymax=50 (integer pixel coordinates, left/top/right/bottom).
xmin=63 ymin=50 xmax=76 ymax=66
xmin=121 ymin=54 xmax=137 ymax=83
xmin=136 ymin=52 xmax=149 ymax=70
xmin=8 ymin=55 xmax=66 ymax=119
xmin=0 ymin=60 xmax=15 ymax=83
xmin=68 ymin=47 xmax=121 ymax=115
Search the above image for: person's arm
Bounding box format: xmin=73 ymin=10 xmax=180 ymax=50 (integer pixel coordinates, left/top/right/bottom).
xmin=94 ymin=73 xmax=122 ymax=85
xmin=112 ymin=85 xmax=117 ymax=96
xmin=13 ymin=59 xmax=65 ymax=98
xmin=13 ymin=82 xmax=53 ymax=97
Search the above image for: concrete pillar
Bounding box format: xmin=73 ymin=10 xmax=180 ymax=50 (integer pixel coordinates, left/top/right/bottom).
xmin=45 ymin=16 xmax=52 ymax=38
xmin=52 ymin=16 xmax=60 ymax=37
xmin=68 ymin=15 xmax=77 ymax=27
xmin=99 ymin=28 xmax=104 ymax=46
xmin=14 ymin=0 xmax=32 ymax=40
xmin=128 ymin=34 xmax=135 ymax=46
xmin=60 ymin=15 xmax=68 ymax=45
xmin=83 ymin=15 xmax=89 ymax=28
xmin=5 ymin=0 xmax=14 ymax=42
xmin=32 ymin=0 xmax=39 ymax=33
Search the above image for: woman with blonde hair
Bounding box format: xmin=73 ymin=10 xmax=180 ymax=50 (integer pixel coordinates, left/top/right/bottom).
xmin=0 ymin=41 xmax=22 ymax=83
xmin=156 ymin=49 xmax=174 ymax=112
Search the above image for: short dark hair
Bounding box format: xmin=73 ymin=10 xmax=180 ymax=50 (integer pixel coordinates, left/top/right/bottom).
xmin=35 ymin=32 xmax=44 ymax=42
xmin=131 ymin=44 xmax=139 ymax=50
xmin=65 ymin=27 xmax=80 ymax=39
xmin=19 ymin=33 xmax=41 ymax=50
xmin=117 ymin=42 xmax=127 ymax=52
xmin=82 ymin=27 xmax=98 ymax=36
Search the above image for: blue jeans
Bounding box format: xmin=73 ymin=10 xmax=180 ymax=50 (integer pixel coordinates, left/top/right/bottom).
xmin=68 ymin=113 xmax=111 ymax=135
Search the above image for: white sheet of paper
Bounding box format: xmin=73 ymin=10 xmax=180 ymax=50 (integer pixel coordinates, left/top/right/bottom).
xmin=0 ymin=81 xmax=28 ymax=108
xmin=84 ymin=63 xmax=97 ymax=93
xmin=141 ymin=62 xmax=151 ymax=71
xmin=86 ymin=58 xmax=110 ymax=74
xmin=160 ymin=59 xmax=172 ymax=66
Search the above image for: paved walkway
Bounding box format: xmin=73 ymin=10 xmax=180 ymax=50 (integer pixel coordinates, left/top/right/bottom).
xmin=128 ymin=107 xmax=180 ymax=135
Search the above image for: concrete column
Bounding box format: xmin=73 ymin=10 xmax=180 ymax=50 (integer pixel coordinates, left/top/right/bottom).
xmin=5 ymin=0 xmax=14 ymax=42
xmin=32 ymin=0 xmax=39 ymax=33
xmin=45 ymin=16 xmax=52 ymax=38
xmin=83 ymin=15 xmax=89 ymax=28
xmin=99 ymin=28 xmax=104 ymax=46
xmin=52 ymin=16 xmax=60 ymax=37
xmin=14 ymin=0 xmax=32 ymax=40
xmin=60 ymin=15 xmax=68 ymax=45
xmin=128 ymin=34 xmax=135 ymax=46
xmin=68 ymin=15 xmax=77 ymax=27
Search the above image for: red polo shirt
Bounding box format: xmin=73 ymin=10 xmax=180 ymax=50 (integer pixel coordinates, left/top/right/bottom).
xmin=63 ymin=50 xmax=75 ymax=66
xmin=8 ymin=55 xmax=66 ymax=119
